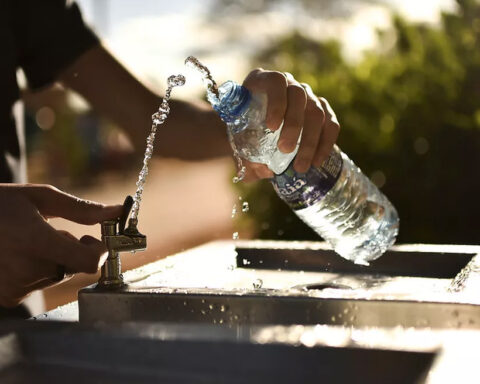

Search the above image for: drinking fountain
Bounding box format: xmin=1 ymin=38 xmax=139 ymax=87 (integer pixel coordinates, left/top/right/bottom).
xmin=98 ymin=195 xmax=146 ymax=289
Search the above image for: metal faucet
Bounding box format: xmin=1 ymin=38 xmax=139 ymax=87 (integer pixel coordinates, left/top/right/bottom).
xmin=98 ymin=196 xmax=146 ymax=289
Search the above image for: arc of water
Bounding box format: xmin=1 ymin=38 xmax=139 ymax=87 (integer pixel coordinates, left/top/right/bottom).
xmin=130 ymin=74 xmax=186 ymax=221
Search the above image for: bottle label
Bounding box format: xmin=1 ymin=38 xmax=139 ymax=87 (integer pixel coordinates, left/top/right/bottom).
xmin=271 ymin=147 xmax=343 ymax=210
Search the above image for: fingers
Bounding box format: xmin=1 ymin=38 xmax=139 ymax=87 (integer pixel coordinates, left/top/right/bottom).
xmin=15 ymin=186 xmax=114 ymax=271
xmin=313 ymin=97 xmax=340 ymax=167
xmin=34 ymin=223 xmax=108 ymax=274
xmin=22 ymin=184 xmax=123 ymax=225
xmin=243 ymin=70 xmax=307 ymax=153
xmin=243 ymin=69 xmax=288 ymax=132
xmin=0 ymin=229 xmax=101 ymax=308
xmin=293 ymin=99 xmax=323 ymax=172
xmin=278 ymin=80 xmax=307 ymax=153
xmin=241 ymin=69 xmax=340 ymax=180
xmin=16 ymin=259 xmax=73 ymax=291
xmin=0 ymin=185 xmax=114 ymax=308
xmin=0 ymin=248 xmax=75 ymax=308
xmin=292 ymin=84 xmax=339 ymax=171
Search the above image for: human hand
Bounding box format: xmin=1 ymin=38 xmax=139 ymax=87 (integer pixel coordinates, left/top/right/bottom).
xmin=240 ymin=69 xmax=340 ymax=182
xmin=0 ymin=184 xmax=123 ymax=308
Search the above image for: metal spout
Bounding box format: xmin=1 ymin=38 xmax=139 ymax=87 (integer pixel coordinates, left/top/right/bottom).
xmin=97 ymin=196 xmax=147 ymax=289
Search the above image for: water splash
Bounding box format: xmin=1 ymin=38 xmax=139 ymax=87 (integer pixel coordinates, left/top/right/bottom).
xmin=131 ymin=74 xmax=186 ymax=221
xmin=253 ymin=279 xmax=263 ymax=289
xmin=232 ymin=164 xmax=246 ymax=183
xmin=185 ymin=56 xmax=248 ymax=240
xmin=448 ymin=255 xmax=480 ymax=292
xmin=185 ymin=56 xmax=247 ymax=183
xmin=185 ymin=56 xmax=244 ymax=181
xmin=231 ymin=143 xmax=247 ymax=183
xmin=185 ymin=56 xmax=219 ymax=104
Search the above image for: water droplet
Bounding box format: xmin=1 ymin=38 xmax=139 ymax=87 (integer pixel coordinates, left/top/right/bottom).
xmin=231 ymin=204 xmax=237 ymax=218
xmin=232 ymin=232 xmax=239 ymax=240
xmin=220 ymin=305 xmax=226 ymax=312
xmin=167 ymin=74 xmax=186 ymax=87
xmin=242 ymin=201 xmax=249 ymax=212
xmin=232 ymin=166 xmax=246 ymax=183
xmin=209 ymin=304 xmax=214 ymax=310
xmin=158 ymin=105 xmax=170 ymax=114
xmin=253 ymin=279 xmax=263 ymax=289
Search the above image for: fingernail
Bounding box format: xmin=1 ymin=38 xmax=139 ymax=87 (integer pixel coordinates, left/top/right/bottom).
xmin=278 ymin=139 xmax=295 ymax=153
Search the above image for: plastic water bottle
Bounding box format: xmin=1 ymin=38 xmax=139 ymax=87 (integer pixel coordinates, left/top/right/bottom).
xmin=212 ymin=80 xmax=399 ymax=265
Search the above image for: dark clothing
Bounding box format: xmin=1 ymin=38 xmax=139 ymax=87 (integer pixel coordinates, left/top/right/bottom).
xmin=0 ymin=0 xmax=99 ymax=183
xmin=0 ymin=305 xmax=31 ymax=320
xmin=0 ymin=0 xmax=98 ymax=319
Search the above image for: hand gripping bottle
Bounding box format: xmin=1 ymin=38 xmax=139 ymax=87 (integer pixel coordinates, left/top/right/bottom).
xmin=213 ymin=80 xmax=399 ymax=265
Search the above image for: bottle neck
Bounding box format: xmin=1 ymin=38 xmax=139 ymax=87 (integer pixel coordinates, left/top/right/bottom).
xmin=212 ymin=81 xmax=251 ymax=123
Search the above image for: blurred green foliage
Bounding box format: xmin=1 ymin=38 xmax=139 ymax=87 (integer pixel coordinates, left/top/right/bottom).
xmin=238 ymin=0 xmax=480 ymax=244
xmin=209 ymin=0 xmax=380 ymax=18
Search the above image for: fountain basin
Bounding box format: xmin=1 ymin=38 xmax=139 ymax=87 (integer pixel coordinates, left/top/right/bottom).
xmin=78 ymin=240 xmax=480 ymax=328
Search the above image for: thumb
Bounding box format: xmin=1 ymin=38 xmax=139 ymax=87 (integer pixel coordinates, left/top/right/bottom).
xmin=23 ymin=184 xmax=123 ymax=225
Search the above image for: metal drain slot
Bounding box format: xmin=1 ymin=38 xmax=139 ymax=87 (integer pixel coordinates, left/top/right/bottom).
xmin=293 ymin=282 xmax=353 ymax=291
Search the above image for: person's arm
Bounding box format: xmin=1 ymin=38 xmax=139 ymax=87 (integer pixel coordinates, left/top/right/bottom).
xmin=15 ymin=0 xmax=338 ymax=180
xmin=58 ymin=45 xmax=231 ymax=160
xmin=58 ymin=45 xmax=339 ymax=181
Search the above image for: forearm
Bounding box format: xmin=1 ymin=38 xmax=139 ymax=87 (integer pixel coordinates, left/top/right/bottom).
xmin=59 ymin=45 xmax=230 ymax=160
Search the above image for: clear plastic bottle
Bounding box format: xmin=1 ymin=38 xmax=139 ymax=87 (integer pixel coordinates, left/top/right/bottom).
xmin=212 ymin=81 xmax=399 ymax=265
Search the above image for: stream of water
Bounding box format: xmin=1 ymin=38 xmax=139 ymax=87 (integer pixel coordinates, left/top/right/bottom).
xmin=130 ymin=74 xmax=186 ymax=221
